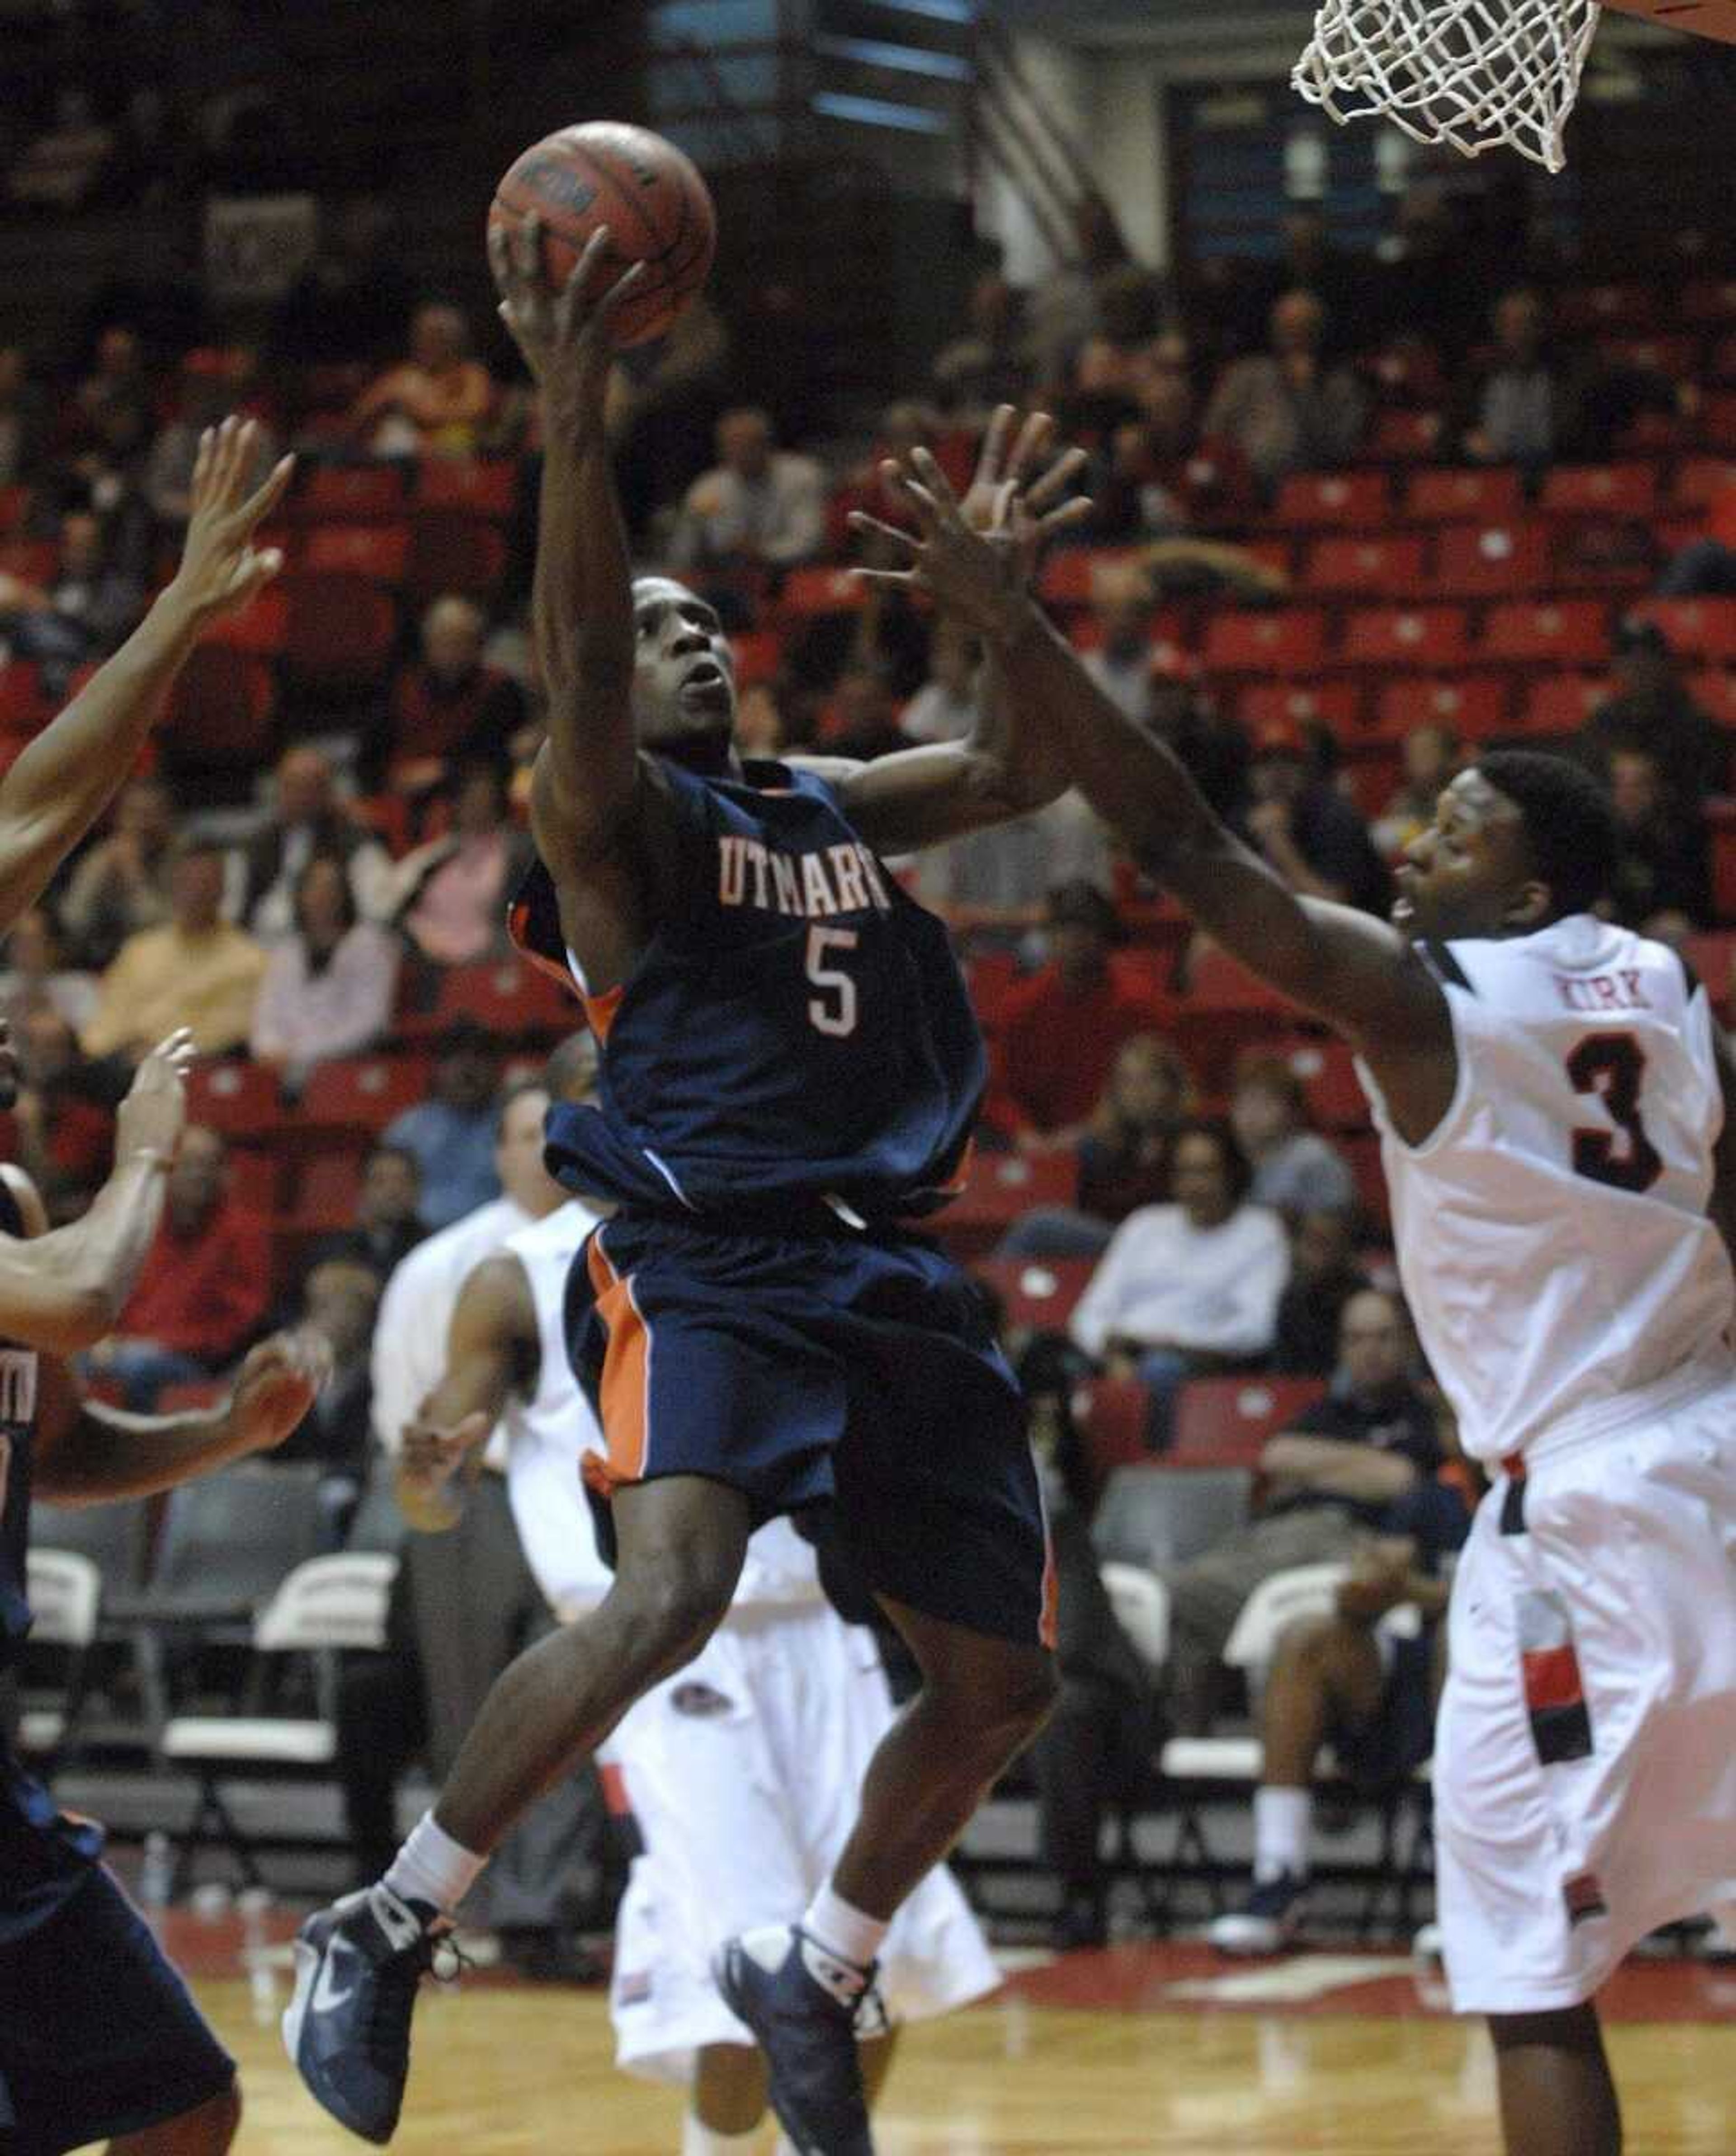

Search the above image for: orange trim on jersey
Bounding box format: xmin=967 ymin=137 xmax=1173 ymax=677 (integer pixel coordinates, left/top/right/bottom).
xmin=935 ymin=1134 xmax=978 ymax=1202
xmin=1038 ymin=1530 xmax=1059 ymax=1652
xmin=583 ymin=982 xmax=625 ymax=1044
xmin=598 ymin=1761 xmax=632 ymax=1821
xmin=585 ymin=1235 xmax=652 ymax=1492
xmin=506 ymin=892 xmax=583 ymax=1001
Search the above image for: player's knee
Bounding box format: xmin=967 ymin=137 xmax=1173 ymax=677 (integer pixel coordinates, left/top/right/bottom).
xmin=1273 ymin=1611 xmax=1343 ymax=1672
xmin=943 ymin=1648 xmax=1058 ymax=1755
xmin=613 ymin=1560 xmax=733 ymax=1675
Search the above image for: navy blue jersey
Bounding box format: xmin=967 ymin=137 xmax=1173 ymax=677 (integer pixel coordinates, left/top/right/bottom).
xmin=0 ymin=1172 xmax=104 ymax=1944
xmin=511 ymin=757 xmax=985 ymax=1219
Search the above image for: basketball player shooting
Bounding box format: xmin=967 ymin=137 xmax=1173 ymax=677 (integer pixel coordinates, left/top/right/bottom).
xmin=854 ymin=448 xmax=1736 ymax=2156
xmin=285 ymin=228 xmax=1086 ymax=2155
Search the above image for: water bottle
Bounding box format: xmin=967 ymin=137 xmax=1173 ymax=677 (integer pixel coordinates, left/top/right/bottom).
xmin=139 ymin=1830 xmax=174 ymax=1915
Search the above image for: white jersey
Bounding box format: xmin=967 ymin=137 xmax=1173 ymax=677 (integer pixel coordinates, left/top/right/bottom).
xmin=1359 ymin=915 xmax=1736 ymax=1464
xmin=500 ymin=1204 xmax=825 ymax=1619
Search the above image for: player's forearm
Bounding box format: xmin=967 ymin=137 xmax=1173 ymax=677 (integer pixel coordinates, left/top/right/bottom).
xmin=962 ymin=639 xmax=1071 ymax=816
xmin=33 ymin=1394 xmax=255 ymax=1502
xmin=533 ymin=413 xmax=634 ymax=747
xmin=0 ymin=1151 xmax=169 ymax=1354
xmin=0 ymin=583 xmax=206 ymax=931
xmin=1264 ymin=1436 xmax=1418 ymax=1503
xmin=394 ymin=1360 xmax=508 ymax=1532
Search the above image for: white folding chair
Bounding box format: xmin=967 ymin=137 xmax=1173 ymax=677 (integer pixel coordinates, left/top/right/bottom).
xmin=1099 ymin=1562 xmax=1170 ymax=1671
xmin=18 ymin=1549 xmax=102 ymax=1765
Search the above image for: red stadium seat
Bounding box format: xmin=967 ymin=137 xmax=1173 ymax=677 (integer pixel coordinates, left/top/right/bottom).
xmin=434 ymin=958 xmax=577 ymax=1037
xmin=1431 ymin=520 xmax=1550 ymax=595
xmin=1201 ymin=607 xmax=1328 ymax=675
xmin=300 ymin=522 xmax=410 ymax=581
xmin=1538 ymin=463 xmax=1659 ymax=519
xmin=185 ymin=1061 xmax=281 ymax=1141
xmin=1271 ymin=471 xmax=1389 ymax=529
xmin=1688 ymin=669 xmax=1736 ymax=727
xmin=0 ymin=660 xmax=46 ymax=738
xmin=1683 ymin=932 xmax=1736 ymax=1020
xmin=776 ymin=565 xmax=866 ymax=618
xmin=406 ymin=512 xmax=509 ymax=601
xmin=938 ymin=1148 xmax=1079 ymax=1259
xmin=163 ymin=648 xmax=275 ymax=770
xmin=1274 ymin=1036 xmax=1369 ymax=1128
xmin=1371 ymin=673 xmax=1510 ymax=744
xmin=970 ymin=1256 xmax=1095 ymax=1336
xmin=281 ymin=575 xmax=398 ymax=687
xmin=288 ymin=462 xmax=409 ymax=524
xmin=285 ymin=1149 xmax=366 ymax=1232
xmin=1670 ymin=456 xmax=1736 ymax=509
xmin=1515 ymin=674 xmax=1608 ymax=737
xmin=224 ymin=1149 xmax=278 ymax=1215
xmin=1070 ymin=1376 xmax=1155 ymax=1488
xmin=1703 ymin=392 xmax=1736 ymax=449
xmin=416 ymin=457 xmax=517 ymax=518
xmin=1480 ymin=599 xmax=1610 ymax=667
xmin=729 ymin=629 xmax=782 ymax=687
xmin=202 ymin=581 xmax=288 ymax=656
xmin=1632 ymin=597 xmax=1736 ymax=662
xmin=1300 ymin=533 xmax=1428 ymax=598
xmin=0 ymin=539 xmax=57 ymax=586
xmin=1402 ymin=467 xmax=1524 ymax=523
xmin=1339 ymin=604 xmax=1471 ymax=670
xmin=1037 ymin=547 xmax=1145 ymax=609
xmin=1342 ymin=1129 xmax=1390 ymax=1229
xmin=1236 ymin=679 xmax=1363 ymax=737
xmin=964 ymin=949 xmax=1022 ymax=1032
xmin=1171 ymin=1376 xmax=1327 ymax=1468
xmin=298 ymin=1055 xmax=431 ymax=1136
xmin=1366 ymin=410 xmax=1442 ymax=461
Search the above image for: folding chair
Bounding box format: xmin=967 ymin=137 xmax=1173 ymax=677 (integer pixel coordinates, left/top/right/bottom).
xmin=15 ymin=1549 xmax=102 ymax=1770
xmin=1090 ymin=1463 xmax=1253 ymax=1571
xmin=158 ymin=1551 xmax=396 ymax=1890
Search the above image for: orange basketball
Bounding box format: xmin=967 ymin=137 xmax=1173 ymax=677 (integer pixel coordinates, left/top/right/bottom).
xmin=487 ymin=122 xmax=716 ymax=349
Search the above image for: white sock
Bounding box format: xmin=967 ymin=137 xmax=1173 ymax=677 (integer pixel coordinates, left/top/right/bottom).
xmin=1253 ymin=1785 xmax=1312 ymax=1884
xmin=382 ymin=1810 xmax=488 ymax=1917
xmin=680 ymin=2114 xmax=760 ymax=2155
xmin=802 ymin=1883 xmax=887 ymax=1971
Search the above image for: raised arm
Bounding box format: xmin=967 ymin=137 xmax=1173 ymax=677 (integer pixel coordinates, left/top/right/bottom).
xmin=860 ymin=453 xmax=1456 ymax=1135
xmin=0 ymin=419 xmax=292 ymax=935
xmin=0 ymin=1032 xmax=193 ymax=1354
xmin=394 ymin=1252 xmax=536 ymax=1533
xmin=33 ymin=1329 xmax=328 ymax=1504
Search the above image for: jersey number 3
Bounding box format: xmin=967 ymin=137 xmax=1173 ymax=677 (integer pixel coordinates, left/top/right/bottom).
xmin=1567 ymin=1033 xmax=1662 ymax=1193
xmin=805 ymin=925 xmax=859 ymax=1038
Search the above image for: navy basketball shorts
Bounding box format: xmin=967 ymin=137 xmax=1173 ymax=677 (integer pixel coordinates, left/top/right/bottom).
xmin=0 ymin=1865 xmax=235 ymax=2155
xmin=568 ymin=1215 xmax=1055 ymax=1650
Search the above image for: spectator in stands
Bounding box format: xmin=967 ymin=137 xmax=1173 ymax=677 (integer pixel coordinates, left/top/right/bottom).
xmin=61 ymin=773 xmax=176 ymax=967
xmin=389 ymin=594 xmax=528 ymax=782
xmin=1372 ymin=722 xmax=1460 ymax=860
xmin=1151 ymin=675 xmax=1251 ymax=827
xmin=275 ymin=1257 xmax=380 ymax=1475
xmin=984 ymin=882 xmax=1171 ymax=1149
xmin=66 ymin=324 xmax=154 ymax=461
xmin=1203 ymin=290 xmax=1367 ymax=494
xmin=1578 ymin=616 xmax=1727 ymax=812
xmin=275 ymin=197 xmax=416 ymax=367
xmin=667 ymin=406 xmax=826 ymax=573
xmin=1207 ymin=1542 xmax=1452 ymax=1956
xmin=1229 ymin=1052 xmax=1356 ymax=1218
xmin=607 ymin=292 xmax=731 ymax=540
xmin=1081 ymin=567 xmax=1156 ymax=727
xmin=144 ymin=349 xmax=278 ymax=533
xmin=1069 ymin=1119 xmax=1289 ymax=1445
xmin=7 ymin=87 xmax=116 ymax=211
xmin=0 ymin=344 xmax=47 ymax=488
xmin=250 ymin=855 xmax=400 ymax=1090
xmin=912 ymin=782 xmax=1113 ymax=931
xmin=1604 ymin=744 xmax=1711 ymax=939
xmin=0 ymin=909 xmax=97 ymax=1034
xmin=931 ymin=266 xmax=1030 ymax=418
xmin=1448 ymin=287 xmax=1684 ymax=468
xmin=307 ymin=1142 xmax=425 ymax=1284
xmin=394 ymin=760 xmax=532 ymax=969
xmin=999 ymin=1033 xmax=1193 ymax=1261
xmin=0 ymin=512 xmax=146 ymax=693
xmin=82 ymin=836 xmax=267 ymax=1064
xmin=382 ymin=1017 xmax=501 ymax=1230
xmin=84 ymin=1124 xmax=271 ymax=1409
xmin=9 ymin=1002 xmax=113 ymax=1221
xmin=824 ymin=666 xmax=908 ymax=763
xmin=1155 ymin=1289 xmax=1457 ymax=1732
xmin=1245 ymin=718 xmax=1392 ymax=916
xmin=1026 ymin=193 xmax=1131 ymax=393
xmin=900 ymin=619 xmax=980 ymax=745
xmin=1270 ymin=1207 xmax=1367 ymax=1378
xmin=352 ymin=300 xmax=495 ymax=457
xmin=234 ymin=745 xmax=393 ymax=941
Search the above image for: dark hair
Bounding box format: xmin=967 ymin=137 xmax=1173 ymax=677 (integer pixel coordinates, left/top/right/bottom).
xmin=493 ymin=1074 xmax=548 ymax=1140
xmin=1169 ymin=1115 xmax=1253 ymax=1206
xmin=293 ymin=852 xmax=358 ymax=970
xmin=1476 ymin=749 xmax=1619 ymax=921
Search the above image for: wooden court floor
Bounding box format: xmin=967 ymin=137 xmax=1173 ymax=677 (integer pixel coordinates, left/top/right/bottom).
xmin=153 ymin=1932 xmax=1736 ymax=2155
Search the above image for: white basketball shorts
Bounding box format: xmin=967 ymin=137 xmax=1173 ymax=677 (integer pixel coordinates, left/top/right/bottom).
xmin=1435 ymin=1367 xmax=1736 ymax=2015
xmin=602 ymin=1598 xmax=1000 ymax=2085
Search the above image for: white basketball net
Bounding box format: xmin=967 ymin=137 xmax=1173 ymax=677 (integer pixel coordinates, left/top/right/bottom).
xmin=1293 ymin=0 xmax=1604 ymax=172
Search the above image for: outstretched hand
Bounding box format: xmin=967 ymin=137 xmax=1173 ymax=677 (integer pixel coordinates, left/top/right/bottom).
xmin=170 ymin=417 xmax=295 ymax=626
xmin=400 ymin=1408 xmax=491 ymax=1494
xmin=488 ymin=214 xmax=647 ymax=427
xmin=226 ymin=1329 xmax=333 ymax=1456
xmin=849 ymin=407 xmax=1090 ymax=636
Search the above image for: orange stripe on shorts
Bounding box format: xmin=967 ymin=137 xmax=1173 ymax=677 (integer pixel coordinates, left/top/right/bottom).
xmin=585 ymin=1234 xmax=652 ymax=1492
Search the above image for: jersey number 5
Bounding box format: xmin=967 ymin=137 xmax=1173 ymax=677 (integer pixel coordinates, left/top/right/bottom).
xmin=806 ymin=925 xmax=859 ymax=1038
xmin=1567 ymin=1032 xmax=1662 ymax=1193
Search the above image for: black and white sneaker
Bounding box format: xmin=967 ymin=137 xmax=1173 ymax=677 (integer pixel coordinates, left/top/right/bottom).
xmin=714 ymin=1924 xmax=879 ymax=2156
xmin=1208 ymin=1870 xmax=1311 ymax=1957
xmin=283 ymin=1883 xmax=447 ymax=2143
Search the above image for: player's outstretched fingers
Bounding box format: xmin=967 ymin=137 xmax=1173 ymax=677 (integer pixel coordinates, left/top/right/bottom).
xmin=845 ymin=510 xmax=921 ymax=564
xmin=969 ymin=404 xmax=1018 ymax=493
xmin=597 ymin=257 xmax=650 ymax=327
xmin=1005 ymin=410 xmax=1056 ymax=483
xmin=909 ymin=443 xmax=964 ymax=514
xmin=236 ymin=453 xmax=296 ymax=533
xmin=878 ymin=458 xmax=942 ymax=528
xmin=1025 ymin=443 xmax=1090 ymax=517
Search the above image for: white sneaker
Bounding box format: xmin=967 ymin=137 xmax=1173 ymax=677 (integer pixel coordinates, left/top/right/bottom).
xmin=1411 ymin=1921 xmax=1444 ymax=1961
xmin=1208 ymin=1871 xmax=1310 ymax=1957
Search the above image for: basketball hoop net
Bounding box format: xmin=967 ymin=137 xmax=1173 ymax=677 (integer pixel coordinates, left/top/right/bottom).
xmin=1293 ymin=0 xmax=1604 ymax=172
